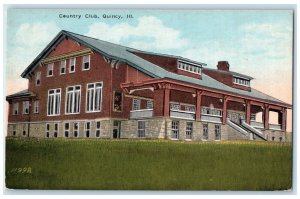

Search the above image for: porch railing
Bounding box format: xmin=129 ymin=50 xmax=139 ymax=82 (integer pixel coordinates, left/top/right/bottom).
xmin=170 ymin=109 xmax=195 ymax=120
xmin=200 ymin=106 xmax=222 ymax=123
xmin=269 ymin=123 xmax=282 ymax=131
xmin=130 ymin=109 xmax=153 ymax=119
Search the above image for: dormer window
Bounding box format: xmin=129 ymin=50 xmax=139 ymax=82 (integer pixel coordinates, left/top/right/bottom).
xmin=177 ymin=61 xmax=202 ymax=75
xmin=233 ymin=77 xmax=250 ymax=87
xmin=47 ymin=63 xmax=54 ymax=77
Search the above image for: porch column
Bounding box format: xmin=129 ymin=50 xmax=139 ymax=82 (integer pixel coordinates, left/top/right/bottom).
xmin=281 ymin=108 xmax=287 ymax=131
xmin=163 ymin=84 xmax=171 ymax=117
xmin=196 ymin=90 xmax=203 ymax=121
xmin=153 ymin=87 xmax=164 ymax=117
xmin=245 ymin=100 xmax=251 ymax=124
xmin=264 ymin=104 xmax=269 ymax=129
xmin=222 ymin=96 xmax=228 ymax=125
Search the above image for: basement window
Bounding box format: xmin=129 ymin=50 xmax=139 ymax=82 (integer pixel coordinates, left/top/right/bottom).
xmin=54 ymin=123 xmax=58 ymax=138
xmin=34 ymin=100 xmax=39 ymax=114
xmin=95 ymin=121 xmax=100 ymax=138
xmin=64 ymin=123 xmax=70 ymax=138
xmin=137 ymin=121 xmax=146 ymax=138
xmin=171 ymin=121 xmax=179 ymax=139
xmin=215 ymin=125 xmax=221 ymax=141
xmin=12 ymin=125 xmax=16 ymax=136
xmin=186 ymin=122 xmax=193 ymax=140
xmin=85 ymin=122 xmax=91 ymax=138
xmin=82 ymin=55 xmax=90 ymax=70
xmin=203 ymin=123 xmax=208 ymax=140
xmin=74 ymin=122 xmax=79 ymax=138
xmin=46 ymin=123 xmax=50 ymax=138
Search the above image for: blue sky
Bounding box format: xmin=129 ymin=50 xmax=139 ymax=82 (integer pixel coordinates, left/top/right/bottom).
xmin=5 ymin=9 xmax=293 ymax=117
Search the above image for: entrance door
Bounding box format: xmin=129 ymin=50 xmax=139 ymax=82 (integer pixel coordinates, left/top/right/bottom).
xmin=112 ymin=121 xmax=121 ymax=139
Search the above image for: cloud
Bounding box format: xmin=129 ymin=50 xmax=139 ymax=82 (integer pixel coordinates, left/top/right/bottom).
xmin=86 ymin=16 xmax=188 ymax=51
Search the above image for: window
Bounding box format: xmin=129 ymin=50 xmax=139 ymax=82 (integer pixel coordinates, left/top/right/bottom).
xmin=64 ymin=123 xmax=70 ymax=138
xmin=279 ymin=137 xmax=283 ymax=142
xmin=132 ymin=98 xmax=141 ymax=110
xmin=36 ymin=71 xmax=41 ymax=85
xmin=203 ymin=123 xmax=208 ymax=140
xmin=171 ymin=121 xmax=179 ymax=139
xmin=54 ymin=123 xmax=58 ymax=138
xmin=34 ymin=100 xmax=39 ymax=113
xmin=177 ymin=62 xmax=202 ymax=75
xmin=233 ymin=76 xmax=250 ymax=87
xmin=12 ymin=125 xmax=16 ymax=136
xmin=47 ymin=89 xmax=61 ymax=116
xmin=95 ymin=121 xmax=100 ymax=138
xmin=74 ymin=122 xmax=79 ymax=138
xmin=22 ymin=125 xmax=26 ymax=136
xmin=23 ymin=101 xmax=29 ymax=115
xmin=186 ymin=122 xmax=193 ymax=140
xmin=113 ymin=91 xmax=123 ymax=112
xmin=66 ymin=86 xmax=81 ymax=114
xmin=82 ymin=55 xmax=90 ymax=70
xmin=69 ymin=58 xmax=76 ymax=73
xmin=46 ymin=123 xmax=50 ymax=138
xmin=84 ymin=122 xmax=91 ymax=138
xmin=60 ymin=60 xmax=66 ymax=74
xmin=47 ymin=63 xmax=54 ymax=77
xmin=146 ymin=100 xmax=153 ymax=109
xmin=215 ymin=125 xmax=221 ymax=141
xmin=170 ymin=103 xmax=180 ymax=111
xmin=12 ymin=102 xmax=19 ymax=115
xmin=86 ymin=82 xmax=102 ymax=112
xmin=137 ymin=121 xmax=146 ymax=138
xmin=272 ymin=136 xmax=275 ymax=141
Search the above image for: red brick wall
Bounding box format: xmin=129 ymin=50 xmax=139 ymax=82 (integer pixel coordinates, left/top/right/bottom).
xmin=202 ymin=69 xmax=250 ymax=91
xmin=126 ymin=65 xmax=152 ymax=83
xmin=132 ymin=52 xmax=178 ymax=73
xmin=48 ymin=37 xmax=87 ymax=57
xmin=8 ymin=98 xmax=31 ymax=123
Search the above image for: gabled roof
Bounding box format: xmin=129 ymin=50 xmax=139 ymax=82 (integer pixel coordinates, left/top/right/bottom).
xmin=6 ymin=89 xmax=35 ymax=101
xmin=20 ymin=30 xmax=291 ymax=108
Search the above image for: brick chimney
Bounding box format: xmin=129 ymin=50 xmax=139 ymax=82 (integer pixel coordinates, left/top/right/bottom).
xmin=217 ymin=61 xmax=230 ymax=71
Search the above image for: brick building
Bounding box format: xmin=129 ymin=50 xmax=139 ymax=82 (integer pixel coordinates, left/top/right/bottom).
xmin=6 ymin=30 xmax=292 ymax=142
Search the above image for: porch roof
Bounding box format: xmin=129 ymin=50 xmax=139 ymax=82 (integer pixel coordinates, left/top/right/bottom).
xmin=6 ymin=89 xmax=35 ymax=101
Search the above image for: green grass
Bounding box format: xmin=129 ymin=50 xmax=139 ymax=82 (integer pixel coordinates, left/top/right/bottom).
xmin=5 ymin=137 xmax=292 ymax=190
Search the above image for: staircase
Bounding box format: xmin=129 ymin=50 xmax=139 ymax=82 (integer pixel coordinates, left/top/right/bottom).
xmin=227 ymin=118 xmax=267 ymax=141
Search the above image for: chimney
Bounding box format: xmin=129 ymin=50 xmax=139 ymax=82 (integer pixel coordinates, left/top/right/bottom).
xmin=217 ymin=61 xmax=230 ymax=71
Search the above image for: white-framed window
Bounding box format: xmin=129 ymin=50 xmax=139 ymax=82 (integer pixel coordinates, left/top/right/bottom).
xmin=177 ymin=62 xmax=202 ymax=75
xmin=64 ymin=123 xmax=70 ymax=138
xmin=33 ymin=100 xmax=39 ymax=113
xmin=36 ymin=71 xmax=41 ymax=85
xmin=186 ymin=122 xmax=193 ymax=140
xmin=54 ymin=123 xmax=58 ymax=138
xmin=22 ymin=101 xmax=30 ymax=115
xmin=12 ymin=102 xmax=19 ymax=115
xmin=74 ymin=122 xmax=79 ymax=138
xmin=215 ymin=125 xmax=221 ymax=141
xmin=60 ymin=60 xmax=66 ymax=75
xmin=137 ymin=121 xmax=146 ymax=138
xmin=170 ymin=103 xmax=180 ymax=111
xmin=82 ymin=55 xmax=90 ymax=70
xmin=171 ymin=121 xmax=179 ymax=139
xmin=132 ymin=98 xmax=141 ymax=110
xmin=96 ymin=121 xmax=101 ymax=138
xmin=47 ymin=89 xmax=61 ymax=116
xmin=233 ymin=77 xmax=250 ymax=87
xmin=66 ymin=85 xmax=81 ymax=114
xmin=203 ymin=123 xmax=208 ymax=140
xmin=146 ymin=100 xmax=153 ymax=109
xmin=184 ymin=105 xmax=195 ymax=112
xmin=84 ymin=121 xmax=91 ymax=138
xmin=47 ymin=63 xmax=54 ymax=77
xmin=86 ymin=82 xmax=103 ymax=112
xmin=12 ymin=125 xmax=16 ymax=136
xmin=69 ymin=58 xmax=76 ymax=73
xmin=45 ymin=123 xmax=50 ymax=138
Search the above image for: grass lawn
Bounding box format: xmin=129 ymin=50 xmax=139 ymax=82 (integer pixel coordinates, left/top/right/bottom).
xmin=5 ymin=137 xmax=292 ymax=190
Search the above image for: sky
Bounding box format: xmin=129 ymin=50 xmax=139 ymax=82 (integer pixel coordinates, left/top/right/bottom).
xmin=4 ymin=9 xmax=293 ymax=131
